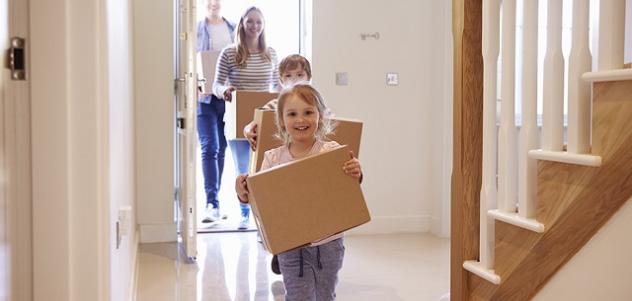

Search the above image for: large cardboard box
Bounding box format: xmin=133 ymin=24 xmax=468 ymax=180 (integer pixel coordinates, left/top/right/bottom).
xmin=246 ymin=145 xmax=370 ymax=254
xmin=248 ymin=109 xmax=363 ymax=174
xmin=225 ymin=91 xmax=278 ymax=139
xmin=196 ymin=50 xmax=220 ymax=94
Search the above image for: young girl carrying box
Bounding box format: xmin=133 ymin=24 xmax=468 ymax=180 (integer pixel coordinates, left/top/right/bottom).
xmin=235 ymin=84 xmax=362 ymax=301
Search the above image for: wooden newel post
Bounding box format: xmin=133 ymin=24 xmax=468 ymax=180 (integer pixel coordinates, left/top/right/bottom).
xmin=451 ymin=0 xmax=483 ymax=300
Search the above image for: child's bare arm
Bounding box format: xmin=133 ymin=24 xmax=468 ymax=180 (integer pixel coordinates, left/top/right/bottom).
xmin=235 ymin=174 xmax=250 ymax=203
xmin=343 ymin=151 xmax=363 ymax=183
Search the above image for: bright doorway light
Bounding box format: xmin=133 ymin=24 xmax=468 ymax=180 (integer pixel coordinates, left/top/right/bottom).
xmin=196 ymin=0 xmax=301 ymax=59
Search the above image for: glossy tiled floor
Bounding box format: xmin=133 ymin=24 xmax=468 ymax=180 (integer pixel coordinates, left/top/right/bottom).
xmin=136 ymin=232 xmax=450 ymax=301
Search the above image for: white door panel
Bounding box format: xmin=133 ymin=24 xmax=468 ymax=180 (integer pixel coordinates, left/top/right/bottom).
xmin=175 ymin=0 xmax=198 ymax=260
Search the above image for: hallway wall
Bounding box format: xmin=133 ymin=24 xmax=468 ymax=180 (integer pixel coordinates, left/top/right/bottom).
xmin=30 ymin=0 xmax=138 ymax=299
xmin=133 ymin=0 xmax=177 ymax=243
xmin=107 ymin=0 xmax=138 ymax=299
xmin=311 ymin=0 xmax=453 ymax=236
xmin=31 ymin=0 xmax=110 ymax=299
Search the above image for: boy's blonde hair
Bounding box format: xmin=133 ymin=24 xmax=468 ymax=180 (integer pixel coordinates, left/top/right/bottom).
xmin=235 ymin=7 xmax=271 ymax=67
xmin=278 ymin=54 xmax=312 ymax=79
xmin=275 ymin=84 xmax=333 ymax=145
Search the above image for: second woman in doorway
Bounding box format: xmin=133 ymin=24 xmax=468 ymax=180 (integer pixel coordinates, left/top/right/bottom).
xmin=213 ymin=6 xmax=280 ymax=230
xmin=197 ymin=0 xmax=235 ymax=224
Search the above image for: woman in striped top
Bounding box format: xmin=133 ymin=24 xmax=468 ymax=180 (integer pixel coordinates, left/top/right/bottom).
xmin=212 ymin=6 xmax=280 ymax=230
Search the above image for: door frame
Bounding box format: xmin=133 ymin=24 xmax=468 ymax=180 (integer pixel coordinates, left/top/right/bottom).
xmin=3 ymin=0 xmax=33 ymax=299
xmin=174 ymin=0 xmax=199 ymax=260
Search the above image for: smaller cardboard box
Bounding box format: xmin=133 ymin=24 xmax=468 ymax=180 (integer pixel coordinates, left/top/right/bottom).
xmin=328 ymin=117 xmax=363 ymax=158
xmin=248 ymin=109 xmax=363 ymax=174
xmin=248 ymin=109 xmax=283 ymax=174
xmin=225 ymin=91 xmax=278 ymax=139
xmin=196 ymin=50 xmax=220 ymax=94
xmin=246 ymin=145 xmax=370 ymax=254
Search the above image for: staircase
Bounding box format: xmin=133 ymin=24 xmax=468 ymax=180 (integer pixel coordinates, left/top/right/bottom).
xmin=467 ymin=73 xmax=632 ymax=300
xmin=451 ymin=0 xmax=631 ymax=299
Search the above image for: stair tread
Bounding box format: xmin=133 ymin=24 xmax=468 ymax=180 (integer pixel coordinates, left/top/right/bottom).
xmin=488 ymin=210 xmax=545 ymax=233
xmin=528 ymin=149 xmax=602 ymax=167
xmin=463 ymin=260 xmax=502 ymax=285
xmin=582 ymin=68 xmax=632 ymax=82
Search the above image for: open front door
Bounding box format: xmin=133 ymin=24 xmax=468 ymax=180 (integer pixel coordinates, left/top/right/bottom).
xmin=175 ymin=0 xmax=198 ymax=260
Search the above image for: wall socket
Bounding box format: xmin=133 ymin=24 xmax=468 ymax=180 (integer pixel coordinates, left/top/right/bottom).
xmin=336 ymin=72 xmax=348 ymax=86
xmin=386 ymin=72 xmax=399 ymax=86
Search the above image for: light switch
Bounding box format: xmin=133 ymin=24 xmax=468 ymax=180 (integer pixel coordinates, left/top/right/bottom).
xmin=336 ymin=72 xmax=348 ymax=86
xmin=386 ymin=73 xmax=399 ymax=86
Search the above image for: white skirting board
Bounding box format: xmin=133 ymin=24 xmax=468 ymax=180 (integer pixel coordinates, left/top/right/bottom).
xmin=139 ymin=223 xmax=177 ymax=243
xmin=346 ymin=215 xmax=431 ymax=235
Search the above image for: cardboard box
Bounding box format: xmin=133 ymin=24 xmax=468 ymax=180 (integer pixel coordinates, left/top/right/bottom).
xmin=246 ymin=145 xmax=370 ymax=254
xmin=196 ymin=50 xmax=220 ymax=94
xmin=248 ymin=109 xmax=363 ymax=174
xmin=248 ymin=109 xmax=283 ymax=174
xmin=225 ymin=91 xmax=278 ymax=139
xmin=328 ymin=117 xmax=363 ymax=157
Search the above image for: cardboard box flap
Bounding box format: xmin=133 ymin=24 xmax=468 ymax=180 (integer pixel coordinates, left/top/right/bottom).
xmin=225 ymin=91 xmax=278 ymax=139
xmin=197 ymin=50 xmax=220 ymax=94
xmin=246 ymin=145 xmax=370 ymax=254
xmin=327 ymin=118 xmax=363 ymax=158
xmin=248 ymin=109 xmax=283 ymax=174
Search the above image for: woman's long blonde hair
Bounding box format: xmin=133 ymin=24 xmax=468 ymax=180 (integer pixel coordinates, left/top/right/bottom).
xmin=234 ymin=7 xmax=271 ymax=68
xmin=275 ymin=84 xmax=334 ymax=145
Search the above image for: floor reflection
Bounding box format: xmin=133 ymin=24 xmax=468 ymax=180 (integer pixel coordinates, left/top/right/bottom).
xmin=137 ymin=233 xmax=449 ymax=301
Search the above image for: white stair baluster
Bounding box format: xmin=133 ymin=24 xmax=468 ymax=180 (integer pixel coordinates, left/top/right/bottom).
xmin=498 ymin=0 xmax=518 ymax=213
xmin=519 ymin=0 xmax=539 ymax=219
xmin=542 ymin=0 xmax=564 ymax=151
xmin=568 ymin=0 xmax=592 ymax=154
xmin=597 ymin=0 xmax=625 ymax=71
xmin=480 ymin=0 xmax=501 ymax=269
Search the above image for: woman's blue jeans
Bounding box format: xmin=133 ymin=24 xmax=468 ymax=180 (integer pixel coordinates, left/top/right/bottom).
xmin=228 ymin=139 xmax=251 ymax=218
xmin=197 ymin=97 xmax=227 ymax=209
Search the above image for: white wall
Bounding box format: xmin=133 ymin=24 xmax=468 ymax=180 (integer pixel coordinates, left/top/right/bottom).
xmin=133 ymin=0 xmax=177 ymax=243
xmin=533 ymin=197 xmax=632 ymax=301
xmin=31 ymin=0 xmax=110 ymax=299
xmin=31 ymin=0 xmax=139 ymax=299
xmin=311 ymin=0 xmax=452 ymax=235
xmin=107 ymin=0 xmax=138 ymax=300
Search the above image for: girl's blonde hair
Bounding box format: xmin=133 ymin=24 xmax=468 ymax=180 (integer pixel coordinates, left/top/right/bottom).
xmin=234 ymin=7 xmax=271 ymax=68
xmin=275 ymin=84 xmax=333 ymax=145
